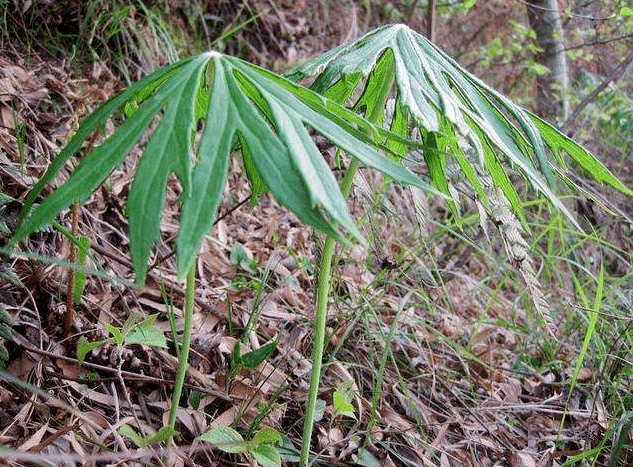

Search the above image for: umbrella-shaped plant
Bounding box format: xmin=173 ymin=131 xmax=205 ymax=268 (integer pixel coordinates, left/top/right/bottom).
xmin=285 ymin=24 xmax=631 ymax=463
xmin=10 ymin=24 xmax=631 ymax=466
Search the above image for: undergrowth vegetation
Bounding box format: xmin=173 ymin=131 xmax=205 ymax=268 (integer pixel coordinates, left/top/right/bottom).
xmin=1 ymin=2 xmax=633 ymax=467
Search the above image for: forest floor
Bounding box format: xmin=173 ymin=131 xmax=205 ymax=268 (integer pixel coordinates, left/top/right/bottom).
xmin=1 ymin=2 xmax=633 ymax=466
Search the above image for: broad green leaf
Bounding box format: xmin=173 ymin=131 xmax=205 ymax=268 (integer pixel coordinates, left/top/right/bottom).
xmin=252 ymin=444 xmax=281 ymax=467
xmin=119 ymin=424 xmax=144 ymax=448
xmin=278 ymin=436 xmax=301 ymax=462
xmin=198 ymin=425 xmax=249 ymax=454
xmin=353 ymin=448 xmax=382 ymax=467
xmin=142 ymin=426 xmax=179 ymax=446
xmin=252 ymin=427 xmax=282 ymax=446
xmin=230 ymin=243 xmax=256 ymax=273
xmin=124 ymin=316 xmax=167 ymax=348
xmin=119 ymin=312 xmax=165 ymax=348
xmin=333 ymin=381 xmax=356 ymax=419
xmin=188 ymin=390 xmax=203 ymax=409
xmin=104 ymin=323 xmax=123 ymax=346
xmin=241 ymin=338 xmax=278 ymax=368
xmin=313 ymin=398 xmax=326 ymax=422
xmin=333 ymin=390 xmax=356 ymax=419
xmin=118 ymin=424 xmax=178 ymax=448
xmin=77 ymin=336 xmax=107 ymax=363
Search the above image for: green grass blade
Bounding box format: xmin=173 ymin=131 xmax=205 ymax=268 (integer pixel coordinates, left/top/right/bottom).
xmin=571 ymin=264 xmax=603 ymax=394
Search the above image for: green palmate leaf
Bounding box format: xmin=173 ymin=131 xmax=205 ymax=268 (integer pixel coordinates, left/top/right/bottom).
xmin=12 ymin=50 xmax=435 ymax=284
xmin=287 ymin=24 xmax=631 ymax=220
xmin=353 ymin=449 xmax=382 ymax=467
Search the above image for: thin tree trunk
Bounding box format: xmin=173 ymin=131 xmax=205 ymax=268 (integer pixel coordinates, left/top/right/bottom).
xmin=526 ymin=0 xmax=570 ymax=123
xmin=426 ymin=0 xmax=437 ymax=42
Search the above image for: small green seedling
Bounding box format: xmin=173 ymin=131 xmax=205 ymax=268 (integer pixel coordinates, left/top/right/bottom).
xmin=119 ymin=424 xmax=179 ymax=448
xmin=230 ymin=242 xmax=257 ymax=274
xmin=333 ymin=380 xmax=357 ymax=420
xmin=198 ymin=425 xmax=282 ymax=467
xmin=77 ymin=312 xmax=166 ymax=362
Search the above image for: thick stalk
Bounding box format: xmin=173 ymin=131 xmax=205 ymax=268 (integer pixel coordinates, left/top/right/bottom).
xmin=168 ymin=261 xmax=196 ymax=430
xmin=300 ymin=159 xmax=360 ymax=466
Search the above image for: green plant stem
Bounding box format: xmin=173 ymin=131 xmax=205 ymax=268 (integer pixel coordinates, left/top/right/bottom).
xmin=168 ymin=261 xmax=196 ymax=432
xmin=300 ymin=58 xmax=394 ymax=464
xmin=300 ymin=158 xmax=360 ymax=467
xmin=65 ymin=201 xmax=79 ymax=336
